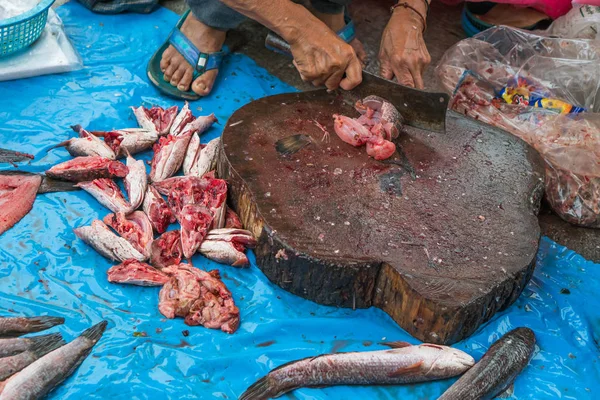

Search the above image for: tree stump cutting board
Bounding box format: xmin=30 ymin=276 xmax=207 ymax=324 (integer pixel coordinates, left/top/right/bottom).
xmin=218 ymin=90 xmax=545 ymax=344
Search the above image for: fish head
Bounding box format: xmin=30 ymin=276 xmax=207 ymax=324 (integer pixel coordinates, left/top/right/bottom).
xmin=419 ymin=344 xmax=475 ymax=376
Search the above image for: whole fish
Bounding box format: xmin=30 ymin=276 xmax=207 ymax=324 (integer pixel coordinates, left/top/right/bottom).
xmin=0 ymin=333 xmax=63 ymax=358
xmin=45 ymin=156 xmax=128 ymax=182
xmin=199 ymin=229 xmax=256 ymax=267
xmin=124 ymin=154 xmax=147 ymax=211
xmin=0 ymin=333 xmax=65 ymax=381
xmin=0 ymin=317 xmax=64 ymax=338
xmin=150 ymin=230 xmax=183 ymax=269
xmin=0 ymin=174 xmax=42 ymax=236
xmin=103 ymin=128 xmax=158 ymax=158
xmin=438 ymin=327 xmax=536 ymax=400
xmin=149 ymin=132 xmax=193 ymax=182
xmin=74 ymin=220 xmax=146 ymax=262
xmin=179 ymin=204 xmax=213 ymax=259
xmin=76 ymin=178 xmax=131 ymax=214
xmin=131 ymin=105 xmax=178 ymax=135
xmin=240 ymin=343 xmax=475 ymax=400
xmin=142 ymin=186 xmax=176 ymax=234
xmin=107 ymin=259 xmax=170 ymax=286
xmin=48 ymin=125 xmax=116 ymax=159
xmin=0 ymin=321 xmax=107 ymax=400
xmin=103 ymin=211 xmax=153 ymax=258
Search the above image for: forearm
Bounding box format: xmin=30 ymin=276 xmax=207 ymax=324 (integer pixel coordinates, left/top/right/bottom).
xmin=218 ymin=0 xmax=330 ymax=44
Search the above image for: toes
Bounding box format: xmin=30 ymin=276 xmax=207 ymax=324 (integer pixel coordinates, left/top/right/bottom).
xmin=160 ymin=46 xmax=175 ymax=72
xmin=170 ymin=65 xmax=188 ymax=87
xmin=191 ymin=70 xmax=219 ymax=96
xmin=163 ymin=59 xmax=179 ymax=81
xmin=178 ymin=69 xmax=194 ymax=91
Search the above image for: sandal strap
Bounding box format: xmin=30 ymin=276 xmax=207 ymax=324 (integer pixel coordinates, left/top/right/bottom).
xmin=168 ymin=28 xmax=226 ymax=74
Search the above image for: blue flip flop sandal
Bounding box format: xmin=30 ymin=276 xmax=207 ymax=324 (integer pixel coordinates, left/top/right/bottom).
xmin=265 ymin=15 xmax=356 ymax=57
xmin=147 ymin=9 xmax=228 ymax=100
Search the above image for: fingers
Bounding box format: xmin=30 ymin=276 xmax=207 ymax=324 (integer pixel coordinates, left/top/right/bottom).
xmin=324 ymin=68 xmax=345 ymax=91
xmin=340 ymin=56 xmax=363 ymax=91
xmin=392 ymin=61 xmax=415 ymax=88
xmin=379 ymin=58 xmax=394 ymax=81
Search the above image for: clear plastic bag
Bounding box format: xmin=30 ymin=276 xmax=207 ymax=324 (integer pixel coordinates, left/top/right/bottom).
xmin=0 ymin=8 xmax=83 ymax=82
xmin=437 ymin=26 xmax=600 ymax=227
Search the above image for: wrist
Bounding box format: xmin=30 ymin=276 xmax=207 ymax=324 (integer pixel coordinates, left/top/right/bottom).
xmin=390 ymin=2 xmax=427 ymax=32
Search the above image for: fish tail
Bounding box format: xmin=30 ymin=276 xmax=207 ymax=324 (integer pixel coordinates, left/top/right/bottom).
xmin=29 ymin=332 xmax=66 ymax=358
xmin=81 ymin=321 xmax=108 ymax=343
xmin=240 ymin=376 xmax=277 ymax=400
xmin=26 ymin=316 xmax=65 ymax=331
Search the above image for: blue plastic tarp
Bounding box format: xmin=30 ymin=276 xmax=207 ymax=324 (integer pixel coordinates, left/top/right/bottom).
xmin=0 ymin=3 xmax=599 ymax=399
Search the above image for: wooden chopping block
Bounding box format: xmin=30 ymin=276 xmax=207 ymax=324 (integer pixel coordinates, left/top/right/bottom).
xmin=218 ymin=90 xmax=545 ymax=344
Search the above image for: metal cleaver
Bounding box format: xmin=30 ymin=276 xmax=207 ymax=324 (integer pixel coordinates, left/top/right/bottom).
xmin=265 ymin=32 xmax=449 ymax=133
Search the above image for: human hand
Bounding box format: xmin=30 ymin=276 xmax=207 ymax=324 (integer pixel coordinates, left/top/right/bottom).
xmin=379 ymin=7 xmax=431 ymax=89
xmin=289 ymin=26 xmax=363 ymax=91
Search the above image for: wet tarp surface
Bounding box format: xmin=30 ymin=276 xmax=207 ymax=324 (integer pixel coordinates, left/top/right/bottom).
xmin=0 ymin=3 xmax=599 ymax=399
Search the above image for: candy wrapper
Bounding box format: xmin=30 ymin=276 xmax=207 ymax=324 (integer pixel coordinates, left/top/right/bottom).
xmin=438 ymin=27 xmax=600 ymax=228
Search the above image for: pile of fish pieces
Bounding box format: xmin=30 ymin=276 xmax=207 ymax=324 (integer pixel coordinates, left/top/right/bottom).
xmin=0 ymin=316 xmax=106 ymax=399
xmin=332 ymin=95 xmax=403 ymax=161
xmin=46 ymin=103 xmax=255 ymax=334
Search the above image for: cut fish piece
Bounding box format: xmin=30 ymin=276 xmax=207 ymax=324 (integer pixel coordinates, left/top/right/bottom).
xmin=149 ymin=132 xmax=193 ymax=182
xmin=46 ymin=156 xmax=128 ymax=182
xmin=179 ymin=204 xmax=213 ymax=259
xmin=124 ymin=154 xmax=147 ymax=211
xmin=74 ymin=220 xmax=146 ymax=262
xmin=224 ymin=207 xmax=242 ymax=229
xmin=169 ymin=102 xmax=195 ymax=136
xmin=184 ymin=137 xmax=220 ymax=178
xmin=132 ymin=105 xmax=179 ymax=135
xmin=103 ymin=211 xmax=153 ymax=258
xmin=142 ymin=186 xmax=175 ymax=233
xmin=150 ymin=230 xmax=183 ymax=269
xmin=49 ymin=125 xmax=116 ymax=159
xmin=0 ymin=174 xmax=41 ymax=236
xmin=103 ymin=128 xmax=158 ymax=158
xmin=108 ymin=259 xmax=170 ymax=286
xmin=76 ymin=179 xmax=131 ymax=214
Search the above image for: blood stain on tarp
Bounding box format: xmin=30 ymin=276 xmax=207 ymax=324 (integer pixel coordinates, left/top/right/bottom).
xmin=256 ymin=340 xmax=276 ymax=348
xmin=331 ymin=340 xmax=350 ymax=353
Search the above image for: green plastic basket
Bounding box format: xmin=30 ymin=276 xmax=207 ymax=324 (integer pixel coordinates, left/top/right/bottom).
xmin=0 ymin=0 xmax=55 ymax=57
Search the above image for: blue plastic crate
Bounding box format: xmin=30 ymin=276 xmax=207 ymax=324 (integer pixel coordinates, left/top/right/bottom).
xmin=0 ymin=0 xmax=55 ymax=57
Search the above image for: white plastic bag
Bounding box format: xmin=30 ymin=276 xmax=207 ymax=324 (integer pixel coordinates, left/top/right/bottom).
xmin=0 ymin=8 xmax=83 ymax=81
xmin=543 ymin=5 xmax=600 ymax=40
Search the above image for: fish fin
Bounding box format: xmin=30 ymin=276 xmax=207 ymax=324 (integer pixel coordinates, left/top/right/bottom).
xmin=240 ymin=376 xmax=281 ymax=400
xmin=47 ymin=140 xmax=70 ymax=151
xmin=29 ymin=332 xmax=66 ymax=358
xmin=275 ymin=134 xmax=312 ymax=156
xmin=24 ymin=316 xmax=65 ymax=332
xmin=387 ymin=360 xmax=424 ymax=377
xmin=380 ymin=341 xmax=413 ymax=349
xmin=71 ymin=125 xmax=89 ymax=138
xmin=81 ymin=321 xmax=108 ymax=343
xmin=421 ymin=343 xmax=445 ymax=350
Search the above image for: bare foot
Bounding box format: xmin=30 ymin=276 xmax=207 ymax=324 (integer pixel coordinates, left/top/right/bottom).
xmin=310 ymin=8 xmax=368 ymax=67
xmin=160 ymin=12 xmax=227 ymax=96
